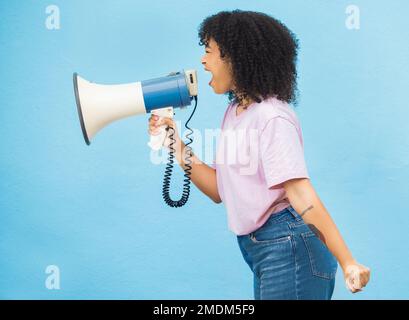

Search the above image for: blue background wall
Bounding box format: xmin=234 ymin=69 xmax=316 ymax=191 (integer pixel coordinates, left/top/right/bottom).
xmin=0 ymin=0 xmax=408 ymax=299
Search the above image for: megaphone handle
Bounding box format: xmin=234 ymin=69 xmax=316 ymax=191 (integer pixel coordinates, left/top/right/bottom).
xmin=147 ymin=107 xmax=174 ymax=151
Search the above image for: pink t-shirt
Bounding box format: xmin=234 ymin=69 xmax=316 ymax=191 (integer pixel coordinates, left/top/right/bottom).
xmin=211 ymin=96 xmax=310 ymax=235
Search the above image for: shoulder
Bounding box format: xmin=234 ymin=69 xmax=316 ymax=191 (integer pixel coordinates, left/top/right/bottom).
xmin=254 ymin=97 xmax=300 ymax=131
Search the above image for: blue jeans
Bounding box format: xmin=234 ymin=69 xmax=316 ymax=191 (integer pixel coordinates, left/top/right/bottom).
xmin=237 ymin=205 xmax=338 ymax=300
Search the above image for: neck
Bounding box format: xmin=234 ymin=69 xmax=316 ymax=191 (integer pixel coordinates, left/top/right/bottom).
xmin=232 ymin=88 xmax=253 ymax=108
xmin=239 ymin=99 xmax=252 ymax=109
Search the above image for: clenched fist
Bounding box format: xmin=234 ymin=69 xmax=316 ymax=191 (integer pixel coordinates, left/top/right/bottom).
xmin=343 ymin=262 xmax=371 ymax=293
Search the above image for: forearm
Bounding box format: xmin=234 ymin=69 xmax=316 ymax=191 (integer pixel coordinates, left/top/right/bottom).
xmin=173 ymin=140 xmax=221 ymax=204
xmin=285 ymin=179 xmax=355 ymax=271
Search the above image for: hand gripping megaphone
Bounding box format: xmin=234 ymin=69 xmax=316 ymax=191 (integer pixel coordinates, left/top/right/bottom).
xmin=73 ymin=69 xmax=198 ymax=207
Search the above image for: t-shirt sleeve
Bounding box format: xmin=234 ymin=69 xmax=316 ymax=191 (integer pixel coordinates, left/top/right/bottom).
xmin=209 ymin=153 xmax=216 ymax=169
xmin=260 ymin=116 xmax=310 ymax=189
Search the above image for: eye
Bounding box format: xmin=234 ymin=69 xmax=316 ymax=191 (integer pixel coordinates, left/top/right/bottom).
xmin=205 ymin=50 xmax=210 ymax=53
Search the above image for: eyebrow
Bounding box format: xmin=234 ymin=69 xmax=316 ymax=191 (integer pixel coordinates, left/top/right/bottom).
xmin=205 ymin=43 xmax=212 ymax=49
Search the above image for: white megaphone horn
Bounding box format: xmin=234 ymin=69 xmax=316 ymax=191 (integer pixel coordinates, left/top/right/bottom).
xmin=73 ymin=69 xmax=198 ymax=148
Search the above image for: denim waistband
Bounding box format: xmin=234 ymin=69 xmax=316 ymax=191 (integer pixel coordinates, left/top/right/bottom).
xmin=236 ymin=205 xmax=303 ymax=238
xmin=264 ymin=205 xmax=302 ymax=224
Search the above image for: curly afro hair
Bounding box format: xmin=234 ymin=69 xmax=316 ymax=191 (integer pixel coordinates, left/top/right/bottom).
xmin=198 ymin=9 xmax=299 ymax=106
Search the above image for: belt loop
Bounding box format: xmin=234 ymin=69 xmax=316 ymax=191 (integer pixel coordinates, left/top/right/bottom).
xmin=287 ymin=205 xmax=302 ymax=220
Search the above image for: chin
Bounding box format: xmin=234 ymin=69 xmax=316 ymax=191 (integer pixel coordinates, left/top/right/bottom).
xmin=211 ymin=85 xmax=220 ymax=94
xmin=213 ymin=86 xmax=228 ymax=95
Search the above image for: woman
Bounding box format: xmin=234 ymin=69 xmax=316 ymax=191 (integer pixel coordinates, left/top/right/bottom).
xmin=148 ymin=10 xmax=370 ymax=300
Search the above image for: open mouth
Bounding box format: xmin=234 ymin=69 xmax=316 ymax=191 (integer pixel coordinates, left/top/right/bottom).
xmin=205 ymin=69 xmax=214 ymax=86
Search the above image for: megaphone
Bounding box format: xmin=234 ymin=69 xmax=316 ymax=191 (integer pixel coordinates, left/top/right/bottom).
xmin=73 ymin=70 xmax=198 ymax=146
xmin=73 ymin=69 xmax=199 ymax=208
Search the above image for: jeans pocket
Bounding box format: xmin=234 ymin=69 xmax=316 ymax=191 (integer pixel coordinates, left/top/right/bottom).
xmin=249 ymin=227 xmax=291 ymax=245
xmin=301 ymin=231 xmax=338 ymax=280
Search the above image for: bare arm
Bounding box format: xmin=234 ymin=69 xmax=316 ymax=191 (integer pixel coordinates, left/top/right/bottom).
xmin=283 ymin=178 xmax=370 ymax=292
xmin=174 ymin=140 xmax=221 ymax=204
xmin=148 ymin=115 xmax=222 ymax=204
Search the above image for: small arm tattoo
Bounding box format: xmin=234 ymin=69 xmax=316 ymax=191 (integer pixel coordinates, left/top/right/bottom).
xmin=300 ymin=205 xmax=314 ymax=217
xmin=298 ymin=205 xmax=327 ymax=244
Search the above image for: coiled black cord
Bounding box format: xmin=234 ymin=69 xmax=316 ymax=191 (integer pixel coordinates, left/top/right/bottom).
xmin=162 ymin=96 xmax=198 ymax=207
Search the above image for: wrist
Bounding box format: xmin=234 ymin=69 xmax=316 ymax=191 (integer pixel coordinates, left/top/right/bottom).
xmin=340 ymin=257 xmax=357 ymax=272
xmin=172 ymin=141 xmax=190 ymax=164
xmin=173 ymin=139 xmax=185 ymax=154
